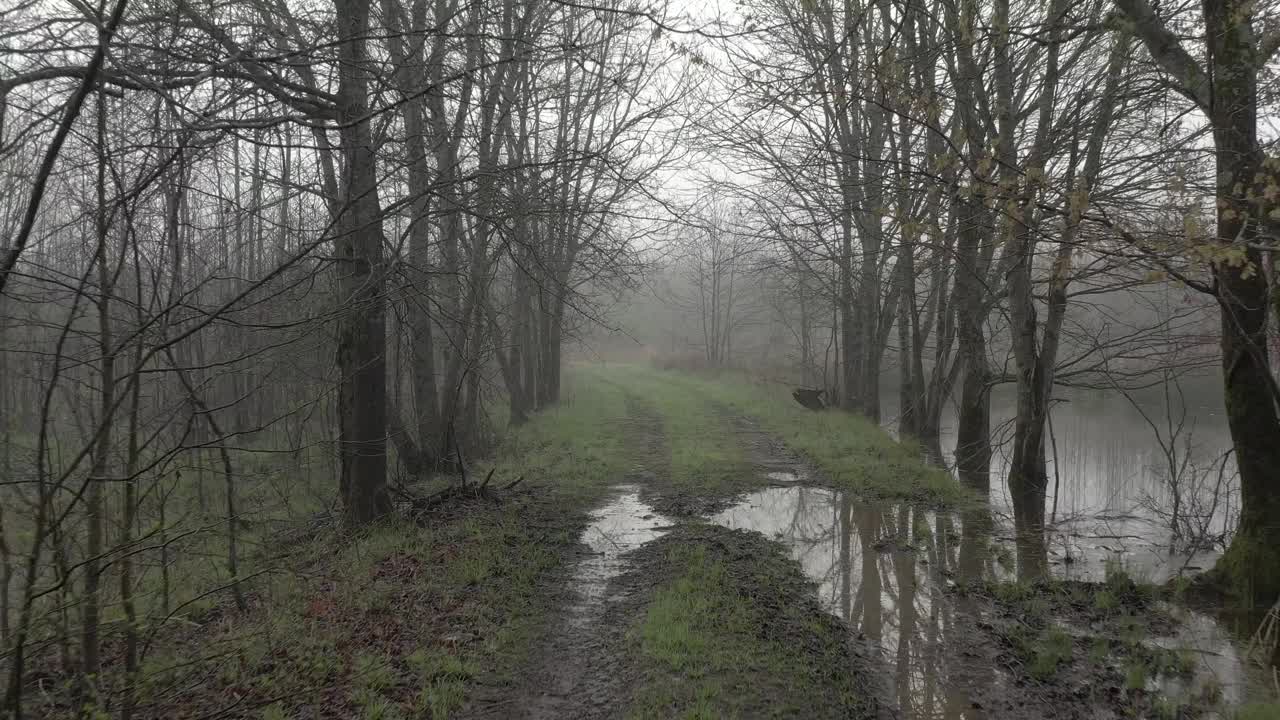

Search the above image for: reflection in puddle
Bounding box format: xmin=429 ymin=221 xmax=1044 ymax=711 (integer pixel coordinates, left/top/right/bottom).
xmin=710 ymin=486 xmax=1259 ymax=719
xmin=765 ymin=470 xmax=804 ymax=484
xmin=712 ymin=486 xmax=992 ymax=719
xmin=567 ymin=485 xmax=670 ymax=625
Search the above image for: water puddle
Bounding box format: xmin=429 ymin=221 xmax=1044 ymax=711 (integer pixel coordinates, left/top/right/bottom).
xmin=1147 ymin=604 xmax=1259 ymax=716
xmin=765 ymin=470 xmax=805 ymax=484
xmin=567 ymin=485 xmax=671 ymax=623
xmin=710 ymin=485 xmax=1263 ymax=718
xmin=711 ymin=486 xmax=996 ymax=718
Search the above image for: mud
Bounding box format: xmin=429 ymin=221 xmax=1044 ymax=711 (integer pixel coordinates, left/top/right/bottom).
xmin=462 ymin=396 xmax=675 ymax=720
xmin=472 ymin=396 xmax=1265 ymax=720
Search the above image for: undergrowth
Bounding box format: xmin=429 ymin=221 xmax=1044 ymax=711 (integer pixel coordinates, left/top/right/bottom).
xmin=37 ymin=369 xmax=634 ymax=719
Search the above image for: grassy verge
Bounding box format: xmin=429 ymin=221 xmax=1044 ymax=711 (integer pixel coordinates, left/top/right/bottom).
xmin=55 ymin=369 xmax=635 ymax=719
xmin=1236 ymin=704 xmax=1280 ymax=719
xmin=586 ymin=363 xmax=965 ymax=507
xmin=624 ymin=525 xmax=873 ymax=719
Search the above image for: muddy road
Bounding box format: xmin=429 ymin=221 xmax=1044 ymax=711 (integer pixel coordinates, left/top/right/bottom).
xmin=461 ymin=376 xmax=1261 ymax=720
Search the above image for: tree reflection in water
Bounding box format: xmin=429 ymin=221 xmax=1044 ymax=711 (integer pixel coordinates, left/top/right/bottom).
xmin=713 ymin=487 xmax=998 ymax=718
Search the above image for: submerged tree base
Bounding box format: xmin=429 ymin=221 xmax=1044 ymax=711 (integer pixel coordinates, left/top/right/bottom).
xmin=1204 ymin=530 xmax=1280 ymax=609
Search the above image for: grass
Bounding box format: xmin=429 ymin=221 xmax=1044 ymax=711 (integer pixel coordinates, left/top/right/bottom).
xmin=588 ymin=364 xmax=967 ymax=506
xmin=1236 ymin=704 xmax=1280 ymax=720
xmin=41 ymin=368 xmax=638 ymax=719
xmin=577 ymin=364 xmax=753 ymax=507
xmin=475 ymin=367 xmax=633 ymax=504
xmin=625 ymin=526 xmax=870 ymax=719
xmin=1029 ymin=625 xmax=1074 ymax=680
xmin=976 ymin=574 xmax=1221 ymax=717
xmin=130 ymin=504 xmax=568 ymax=719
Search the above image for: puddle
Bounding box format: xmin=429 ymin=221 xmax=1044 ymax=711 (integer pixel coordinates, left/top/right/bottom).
xmin=765 ymin=470 xmax=805 ymax=484
xmin=1147 ymin=604 xmax=1262 ymax=716
xmin=710 ymin=485 xmax=1265 ymax=718
xmin=711 ymin=486 xmax=997 ymax=719
xmin=567 ymin=485 xmax=671 ymax=623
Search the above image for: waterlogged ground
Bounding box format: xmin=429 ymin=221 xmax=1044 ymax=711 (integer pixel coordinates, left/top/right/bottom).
xmin=464 ymin=365 xmax=1272 ymax=719
xmin=40 ymin=366 xmax=1273 ymax=720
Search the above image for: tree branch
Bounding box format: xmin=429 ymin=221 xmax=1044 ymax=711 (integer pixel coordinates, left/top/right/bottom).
xmin=0 ymin=0 xmax=130 ymax=299
xmin=1112 ymin=0 xmax=1212 ymax=110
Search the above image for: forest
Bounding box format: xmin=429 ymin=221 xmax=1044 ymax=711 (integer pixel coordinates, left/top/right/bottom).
xmin=1 ymin=0 xmax=1279 ymax=716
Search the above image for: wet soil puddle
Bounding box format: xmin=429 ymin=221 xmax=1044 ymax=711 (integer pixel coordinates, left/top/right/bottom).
xmin=1147 ymin=604 xmax=1265 ymax=716
xmin=569 ymin=485 xmax=672 ymax=616
xmin=505 ymin=485 xmax=671 ymax=720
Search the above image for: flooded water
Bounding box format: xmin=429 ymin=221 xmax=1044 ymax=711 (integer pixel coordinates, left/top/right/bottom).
xmin=1151 ymin=605 xmax=1254 ymax=715
xmin=710 ymin=485 xmax=1261 ymax=719
xmin=883 ymin=386 xmax=1239 ymax=583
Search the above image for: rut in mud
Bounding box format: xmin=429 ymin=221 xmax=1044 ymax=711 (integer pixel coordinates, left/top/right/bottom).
xmin=462 ymin=396 xmax=673 ymax=720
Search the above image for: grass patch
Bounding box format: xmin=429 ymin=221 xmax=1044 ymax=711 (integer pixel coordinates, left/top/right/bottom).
xmin=625 ymin=525 xmax=871 ymax=719
xmin=1029 ymin=625 xmax=1074 ymax=680
xmin=1236 ymin=703 xmax=1280 ymax=720
xmin=589 ymin=364 xmax=966 ymax=506
xmin=578 ymin=365 xmax=753 ymax=509
xmin=476 ymin=367 xmax=633 ymax=504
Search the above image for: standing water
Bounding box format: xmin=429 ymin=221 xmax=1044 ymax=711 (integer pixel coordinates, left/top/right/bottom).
xmin=568 ymin=485 xmax=671 ymax=618
xmin=882 ymin=387 xmax=1239 ymax=582
xmin=712 ymin=485 xmax=1000 ymax=718
xmin=710 ymin=483 xmax=1259 ymax=718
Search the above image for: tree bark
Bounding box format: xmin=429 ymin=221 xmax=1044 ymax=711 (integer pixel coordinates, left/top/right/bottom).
xmin=1115 ymin=0 xmax=1280 ymax=602
xmin=334 ymin=0 xmax=391 ymax=524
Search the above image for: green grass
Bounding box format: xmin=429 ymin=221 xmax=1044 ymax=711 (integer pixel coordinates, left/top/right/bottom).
xmin=1029 ymin=625 xmax=1074 ymax=680
xmin=588 ymin=364 xmax=966 ymax=506
xmin=1236 ymin=703 xmax=1280 ymax=720
xmin=478 ymin=368 xmax=633 ymax=504
xmin=76 ymin=368 xmax=638 ymax=719
xmin=577 ymin=365 xmax=752 ymax=502
xmin=626 ymin=527 xmax=868 ymax=719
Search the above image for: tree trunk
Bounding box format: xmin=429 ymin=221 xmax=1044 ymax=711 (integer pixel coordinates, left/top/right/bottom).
xmin=1115 ymin=0 xmax=1280 ymax=602
xmin=952 ymin=198 xmax=992 ymax=495
xmin=1204 ymin=0 xmax=1280 ymax=602
xmin=334 ymin=0 xmax=390 ymax=525
xmin=82 ymin=88 xmax=113 ymax=708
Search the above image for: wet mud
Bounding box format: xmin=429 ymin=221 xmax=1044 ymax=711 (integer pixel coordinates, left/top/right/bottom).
xmin=463 ymin=397 xmax=674 ymax=719
xmin=473 ymin=395 xmax=1265 ymax=719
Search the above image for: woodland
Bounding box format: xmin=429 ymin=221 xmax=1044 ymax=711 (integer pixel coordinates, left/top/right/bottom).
xmin=2 ymin=0 xmax=1280 ymax=716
